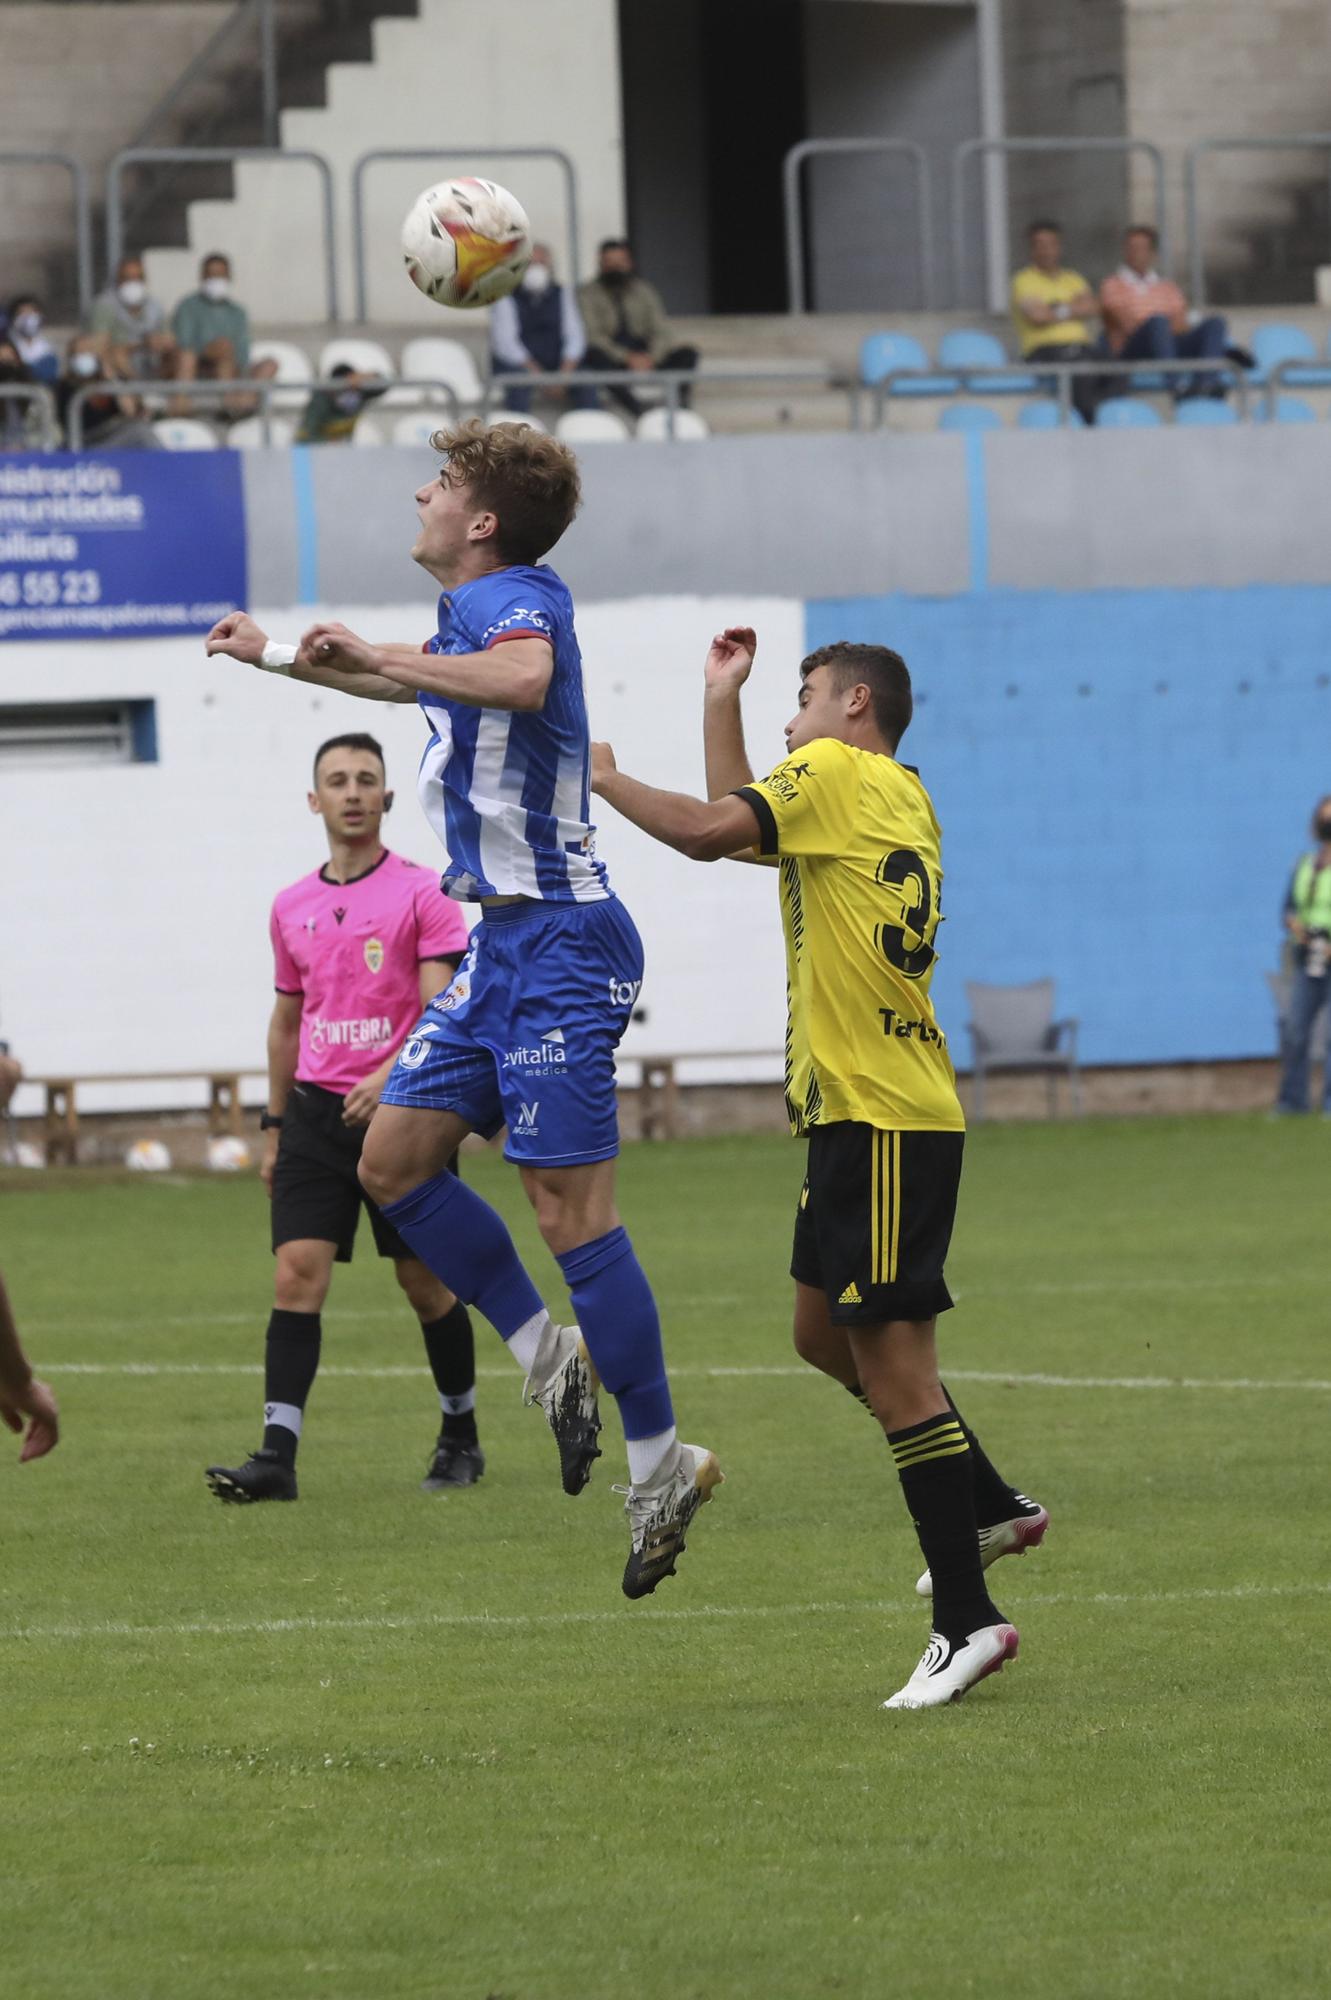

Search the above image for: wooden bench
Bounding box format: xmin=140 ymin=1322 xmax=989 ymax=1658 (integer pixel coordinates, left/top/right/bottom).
xmin=621 ymin=1052 xmax=785 ymax=1141
xmin=27 ymin=1071 xmax=260 ymax=1166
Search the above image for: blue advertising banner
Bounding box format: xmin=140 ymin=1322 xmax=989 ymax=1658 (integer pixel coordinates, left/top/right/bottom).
xmin=0 ymin=451 xmax=246 ymax=641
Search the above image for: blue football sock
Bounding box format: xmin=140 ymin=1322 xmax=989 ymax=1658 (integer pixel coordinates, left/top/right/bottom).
xmin=555 ymin=1227 xmax=674 ymax=1440
xmin=381 ymin=1172 xmax=545 ymax=1341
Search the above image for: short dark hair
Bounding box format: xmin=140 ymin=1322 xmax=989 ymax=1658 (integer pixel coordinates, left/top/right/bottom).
xmin=799 ymin=642 xmax=913 ymax=749
xmin=8 ymin=294 xmax=41 ymax=316
xmin=201 ymin=251 xmax=231 ymax=272
xmin=1125 ymin=222 xmax=1159 ymax=248
xmin=429 ymin=415 xmax=581 ymax=564
xmin=598 ymin=237 xmax=632 ymax=257
xmin=1028 ymin=218 xmax=1062 ymax=238
xmin=313 ymin=732 xmax=385 ymax=783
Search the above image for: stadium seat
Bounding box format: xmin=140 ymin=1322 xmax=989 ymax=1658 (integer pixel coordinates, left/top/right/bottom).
xmin=390 ymin=411 xmax=445 ymax=449
xmin=248 ymin=340 xmax=314 ymax=410
xmin=936 ymin=402 xmax=1004 ymax=433
xmin=1174 ymin=398 xmax=1238 ymax=426
xmin=936 ymin=328 xmax=1039 ymax=394
xmin=226 ymin=414 xmax=296 ymax=449
xmin=350 ymin=412 xmax=392 ymax=446
xmin=1247 ymin=322 xmax=1331 ymax=388
xmin=1095 ymin=398 xmax=1162 ymax=428
xmin=554 ymin=409 xmax=631 ymax=443
xmin=150 ymin=416 xmax=220 ymax=450
xmin=399 ymin=337 xmax=484 ymax=406
xmin=317 ymin=337 xmax=395 ymax=383
xmin=635 ymin=407 xmax=711 ymax=441
xmin=1253 ymin=394 xmax=1317 ymax=424
xmin=485 ymin=410 xmax=548 ymax=433
xmin=858 ymin=332 xmax=955 ymax=395
xmin=1017 ymin=400 xmax=1084 ymax=429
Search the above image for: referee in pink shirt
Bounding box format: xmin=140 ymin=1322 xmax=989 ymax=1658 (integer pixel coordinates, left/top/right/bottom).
xmin=206 ymin=732 xmax=475 ymax=1503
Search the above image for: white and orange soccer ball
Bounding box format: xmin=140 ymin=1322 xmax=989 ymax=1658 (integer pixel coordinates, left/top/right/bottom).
xmin=207 ymin=1135 xmax=252 ymax=1172
xmin=401 ymin=177 xmax=532 ymax=310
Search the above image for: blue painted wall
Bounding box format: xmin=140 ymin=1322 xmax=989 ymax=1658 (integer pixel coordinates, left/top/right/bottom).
xmin=804 ymin=585 xmax=1331 ymax=1065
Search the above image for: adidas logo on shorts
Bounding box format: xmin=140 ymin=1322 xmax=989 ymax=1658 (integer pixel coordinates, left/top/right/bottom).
xmin=839 ymin=1280 xmax=863 ymax=1305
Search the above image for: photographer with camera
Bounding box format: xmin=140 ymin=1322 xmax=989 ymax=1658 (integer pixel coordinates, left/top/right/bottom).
xmin=1275 ymin=795 xmax=1331 ymax=1116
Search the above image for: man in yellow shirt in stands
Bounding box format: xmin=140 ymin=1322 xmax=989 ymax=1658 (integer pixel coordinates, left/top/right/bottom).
xmin=1010 ymin=218 xmax=1101 ymax=424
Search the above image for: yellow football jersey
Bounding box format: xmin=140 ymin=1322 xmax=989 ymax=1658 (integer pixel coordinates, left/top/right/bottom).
xmin=738 ymin=737 xmax=964 ymax=1135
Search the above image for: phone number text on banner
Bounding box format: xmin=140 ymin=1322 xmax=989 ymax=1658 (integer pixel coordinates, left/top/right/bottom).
xmin=0 ymin=452 xmax=247 ymax=641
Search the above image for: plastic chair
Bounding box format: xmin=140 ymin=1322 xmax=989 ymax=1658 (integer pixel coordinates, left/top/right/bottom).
xmin=390 ymin=410 xmax=446 ymax=448
xmin=965 ymin=979 xmax=1081 ymax=1121
xmin=1016 ymin=400 xmax=1084 ymax=429
xmin=398 ymin=336 xmax=484 ymax=406
xmin=317 ymin=337 xmax=395 ymax=382
xmin=936 ymin=402 xmax=1004 ymax=433
xmin=226 ymin=414 xmax=296 ymax=449
xmin=484 ymin=410 xmax=548 ymax=433
xmin=350 ymin=412 xmax=391 ymax=446
xmin=858 ymin=331 xmax=956 ymax=395
xmin=554 ymin=409 xmax=630 ymax=443
xmin=635 ymin=407 xmax=710 ymax=441
xmin=936 ymin=328 xmax=1039 ymax=394
xmin=1174 ymin=398 xmax=1238 ymax=426
xmin=1095 ymin=398 xmax=1162 ymax=429
xmin=249 ymin=339 xmax=314 ymax=411
xmin=1253 ymin=394 xmax=1317 ymax=424
xmin=1248 ymin=323 xmax=1331 ymax=388
xmin=150 ymin=416 xmax=220 ymax=450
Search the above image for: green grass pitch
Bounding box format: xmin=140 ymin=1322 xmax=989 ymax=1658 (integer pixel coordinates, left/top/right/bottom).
xmin=2 ymin=1114 xmax=1327 ymax=1999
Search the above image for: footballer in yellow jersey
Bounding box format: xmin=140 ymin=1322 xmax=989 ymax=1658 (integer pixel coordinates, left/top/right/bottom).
xmin=591 ymin=630 xmax=1044 ymax=1710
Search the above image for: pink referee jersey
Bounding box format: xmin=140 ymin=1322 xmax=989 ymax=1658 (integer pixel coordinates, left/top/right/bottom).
xmin=270 ymin=850 xmax=470 ymax=1095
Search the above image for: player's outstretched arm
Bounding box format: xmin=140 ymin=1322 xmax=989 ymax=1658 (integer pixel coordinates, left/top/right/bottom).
xmin=350 ymin=635 xmax=554 ymax=713
xmin=591 ymin=742 xmax=761 ymax=862
xmin=703 ymin=626 xmax=757 ymax=798
xmin=203 ymin=613 xmax=414 ymax=703
xmin=0 ymin=1269 xmax=59 ymax=1462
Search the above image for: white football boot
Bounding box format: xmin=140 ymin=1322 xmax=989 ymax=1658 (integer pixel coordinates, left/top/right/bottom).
xmin=523 ymin=1322 xmax=602 ymax=1495
xmin=882 ymin=1622 xmax=1020 ymax=1710
xmin=616 ymin=1440 xmax=724 ymax=1599
xmin=915 ymin=1501 xmax=1049 ymax=1597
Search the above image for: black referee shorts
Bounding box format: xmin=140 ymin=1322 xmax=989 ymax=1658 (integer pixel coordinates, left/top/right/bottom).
xmin=791 ymin=1120 xmax=963 ymax=1326
xmin=270 ymin=1081 xmax=457 ymax=1265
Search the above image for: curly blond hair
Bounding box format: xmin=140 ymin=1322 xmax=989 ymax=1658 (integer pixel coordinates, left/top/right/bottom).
xmin=429 ymin=417 xmax=582 ymax=564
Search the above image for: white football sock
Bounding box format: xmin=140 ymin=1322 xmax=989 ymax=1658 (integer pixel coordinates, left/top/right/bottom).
xmin=263 ymin=1400 xmax=303 ymax=1440
xmin=506 ymin=1309 xmax=549 ymax=1374
xmin=440 ymin=1389 xmax=476 ymax=1416
xmin=626 ymin=1427 xmax=677 ymax=1488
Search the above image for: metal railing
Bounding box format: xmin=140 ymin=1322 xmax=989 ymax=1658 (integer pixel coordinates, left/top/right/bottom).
xmin=482 ymin=365 xmax=859 ymax=433
xmin=951 ymin=137 xmax=1169 ymax=310
xmin=0 ymin=381 xmax=60 ymax=451
xmin=105 ymin=147 xmax=339 ymax=320
xmin=1265 ymin=356 xmax=1331 ymax=417
xmin=351 ymin=148 xmax=581 ymax=323
xmin=868 ymin=355 xmax=1247 ymax=427
xmin=63 ymin=375 xmax=462 ymax=450
xmin=0 ymin=152 xmax=94 ymax=322
xmin=1186 ymin=134 xmax=1331 ymax=310
xmin=783 ymin=139 xmax=933 ymax=315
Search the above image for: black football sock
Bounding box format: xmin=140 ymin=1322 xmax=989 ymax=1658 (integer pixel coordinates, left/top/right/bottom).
xmin=262 ymin=1309 xmax=322 ymax=1466
xmin=888 ymin=1413 xmax=1002 ymax=1646
xmin=940 ymin=1381 xmax=1034 ymax=1528
xmin=421 ymin=1301 xmax=478 ymax=1442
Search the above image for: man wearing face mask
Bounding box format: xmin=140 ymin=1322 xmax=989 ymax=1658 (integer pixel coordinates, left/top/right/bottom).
xmin=172 ymin=253 xmax=278 ymax=415
xmin=577 ymin=238 xmax=699 ymax=420
xmin=1275 ymin=795 xmax=1331 ymax=1116
xmin=488 ymin=242 xmax=594 ymax=414
xmin=7 ymin=297 xmax=58 ymax=386
xmin=56 ymin=334 xmax=160 ymax=448
xmin=0 ymin=340 xmax=45 ymax=449
xmin=88 ymin=255 xmax=178 ymax=382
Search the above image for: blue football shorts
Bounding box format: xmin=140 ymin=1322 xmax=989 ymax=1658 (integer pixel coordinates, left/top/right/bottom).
xmin=378 ymin=895 xmax=645 ymax=1168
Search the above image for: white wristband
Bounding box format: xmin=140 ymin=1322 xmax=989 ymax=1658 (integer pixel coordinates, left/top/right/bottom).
xmin=259 ymin=641 xmax=297 ymax=675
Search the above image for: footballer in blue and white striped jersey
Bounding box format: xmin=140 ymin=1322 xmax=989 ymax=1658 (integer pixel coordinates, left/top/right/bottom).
xmin=418 ymin=565 xmax=610 ymax=906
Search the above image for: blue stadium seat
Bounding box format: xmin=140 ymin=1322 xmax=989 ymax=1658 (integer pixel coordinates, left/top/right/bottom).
xmin=1174 ymin=398 xmax=1238 ymax=426
xmin=936 ymin=328 xmax=1039 ymax=394
xmin=1017 ymin=400 xmax=1085 ymax=429
xmin=937 ymin=403 xmax=1004 ymax=433
xmin=859 ymin=331 xmax=956 ymax=395
xmin=1247 ymin=323 xmax=1331 ymax=388
xmin=1252 ymin=394 xmax=1318 ymax=424
xmin=1096 ymin=398 xmax=1162 ymax=428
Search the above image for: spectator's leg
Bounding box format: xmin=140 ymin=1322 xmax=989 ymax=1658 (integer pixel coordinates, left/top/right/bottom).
xmin=1277 ymin=968 xmax=1322 ymax=1113
xmin=656 ymin=344 xmax=700 ymax=408
xmin=491 ymin=358 xmax=533 ymax=413
xmin=170 ymin=344 xmax=199 ymax=416
xmin=581 ymin=343 xmax=641 ymax=418
xmin=1176 ymin=316 xmax=1230 ymax=397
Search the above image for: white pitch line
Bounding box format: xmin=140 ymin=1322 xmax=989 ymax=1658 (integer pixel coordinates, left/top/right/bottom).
xmin=2 ymin=1579 xmax=1328 ymax=1649
xmin=34 ymin=1361 xmax=1331 ymax=1393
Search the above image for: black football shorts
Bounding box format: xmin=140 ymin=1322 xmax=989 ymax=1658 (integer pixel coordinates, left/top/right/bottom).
xmin=270 ymin=1081 xmax=457 ymax=1264
xmin=790 ymin=1120 xmax=963 ymax=1324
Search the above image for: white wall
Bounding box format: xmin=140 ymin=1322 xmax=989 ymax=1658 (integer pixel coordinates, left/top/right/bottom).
xmin=142 ymin=0 xmax=626 ymax=325
xmin=0 ymin=594 xmax=803 ymax=1115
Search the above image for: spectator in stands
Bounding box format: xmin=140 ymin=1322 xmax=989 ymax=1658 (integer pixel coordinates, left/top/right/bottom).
xmin=89 ymin=255 xmax=178 ymax=383
xmin=296 ymin=362 xmax=388 ymax=445
xmin=7 ymin=296 xmax=59 ymax=385
xmin=172 ymin=253 xmax=278 ymax=416
xmin=0 ymin=340 xmax=47 ymax=450
xmin=1275 ymin=794 xmax=1331 ymax=1116
xmin=1099 ymin=226 xmax=1229 ymax=399
xmin=578 ymin=238 xmax=699 ymax=420
xmin=56 ymin=334 xmax=159 ymax=449
xmin=490 ymin=243 xmax=595 ymax=413
xmin=1010 ymin=220 xmax=1102 ymax=425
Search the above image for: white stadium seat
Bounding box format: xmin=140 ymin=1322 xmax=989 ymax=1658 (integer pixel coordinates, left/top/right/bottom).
xmin=554 ymin=409 xmax=631 ymax=444
xmin=400 ymin=336 xmax=485 ymax=406
xmin=226 ymin=414 xmax=296 ymax=450
xmin=485 ymin=410 xmax=548 ymax=433
xmin=249 ymin=340 xmax=314 ymax=410
xmin=391 ymin=411 xmax=446 ymax=449
xmin=635 ymin=407 xmax=711 ymax=441
xmin=350 ymin=412 xmax=392 ymax=446
xmin=151 ymin=417 xmax=220 ymax=450
xmin=317 ymin=337 xmax=395 ymax=383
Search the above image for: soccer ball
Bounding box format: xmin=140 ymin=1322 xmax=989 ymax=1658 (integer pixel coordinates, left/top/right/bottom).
xmin=207 ymin=1135 xmax=252 ymax=1172
xmin=125 ymin=1138 xmax=172 ymax=1172
xmin=401 ymin=177 xmax=532 ymax=310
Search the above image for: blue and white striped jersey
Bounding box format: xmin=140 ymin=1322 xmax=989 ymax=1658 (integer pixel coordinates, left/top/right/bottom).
xmin=416 ymin=564 xmax=611 ymax=905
